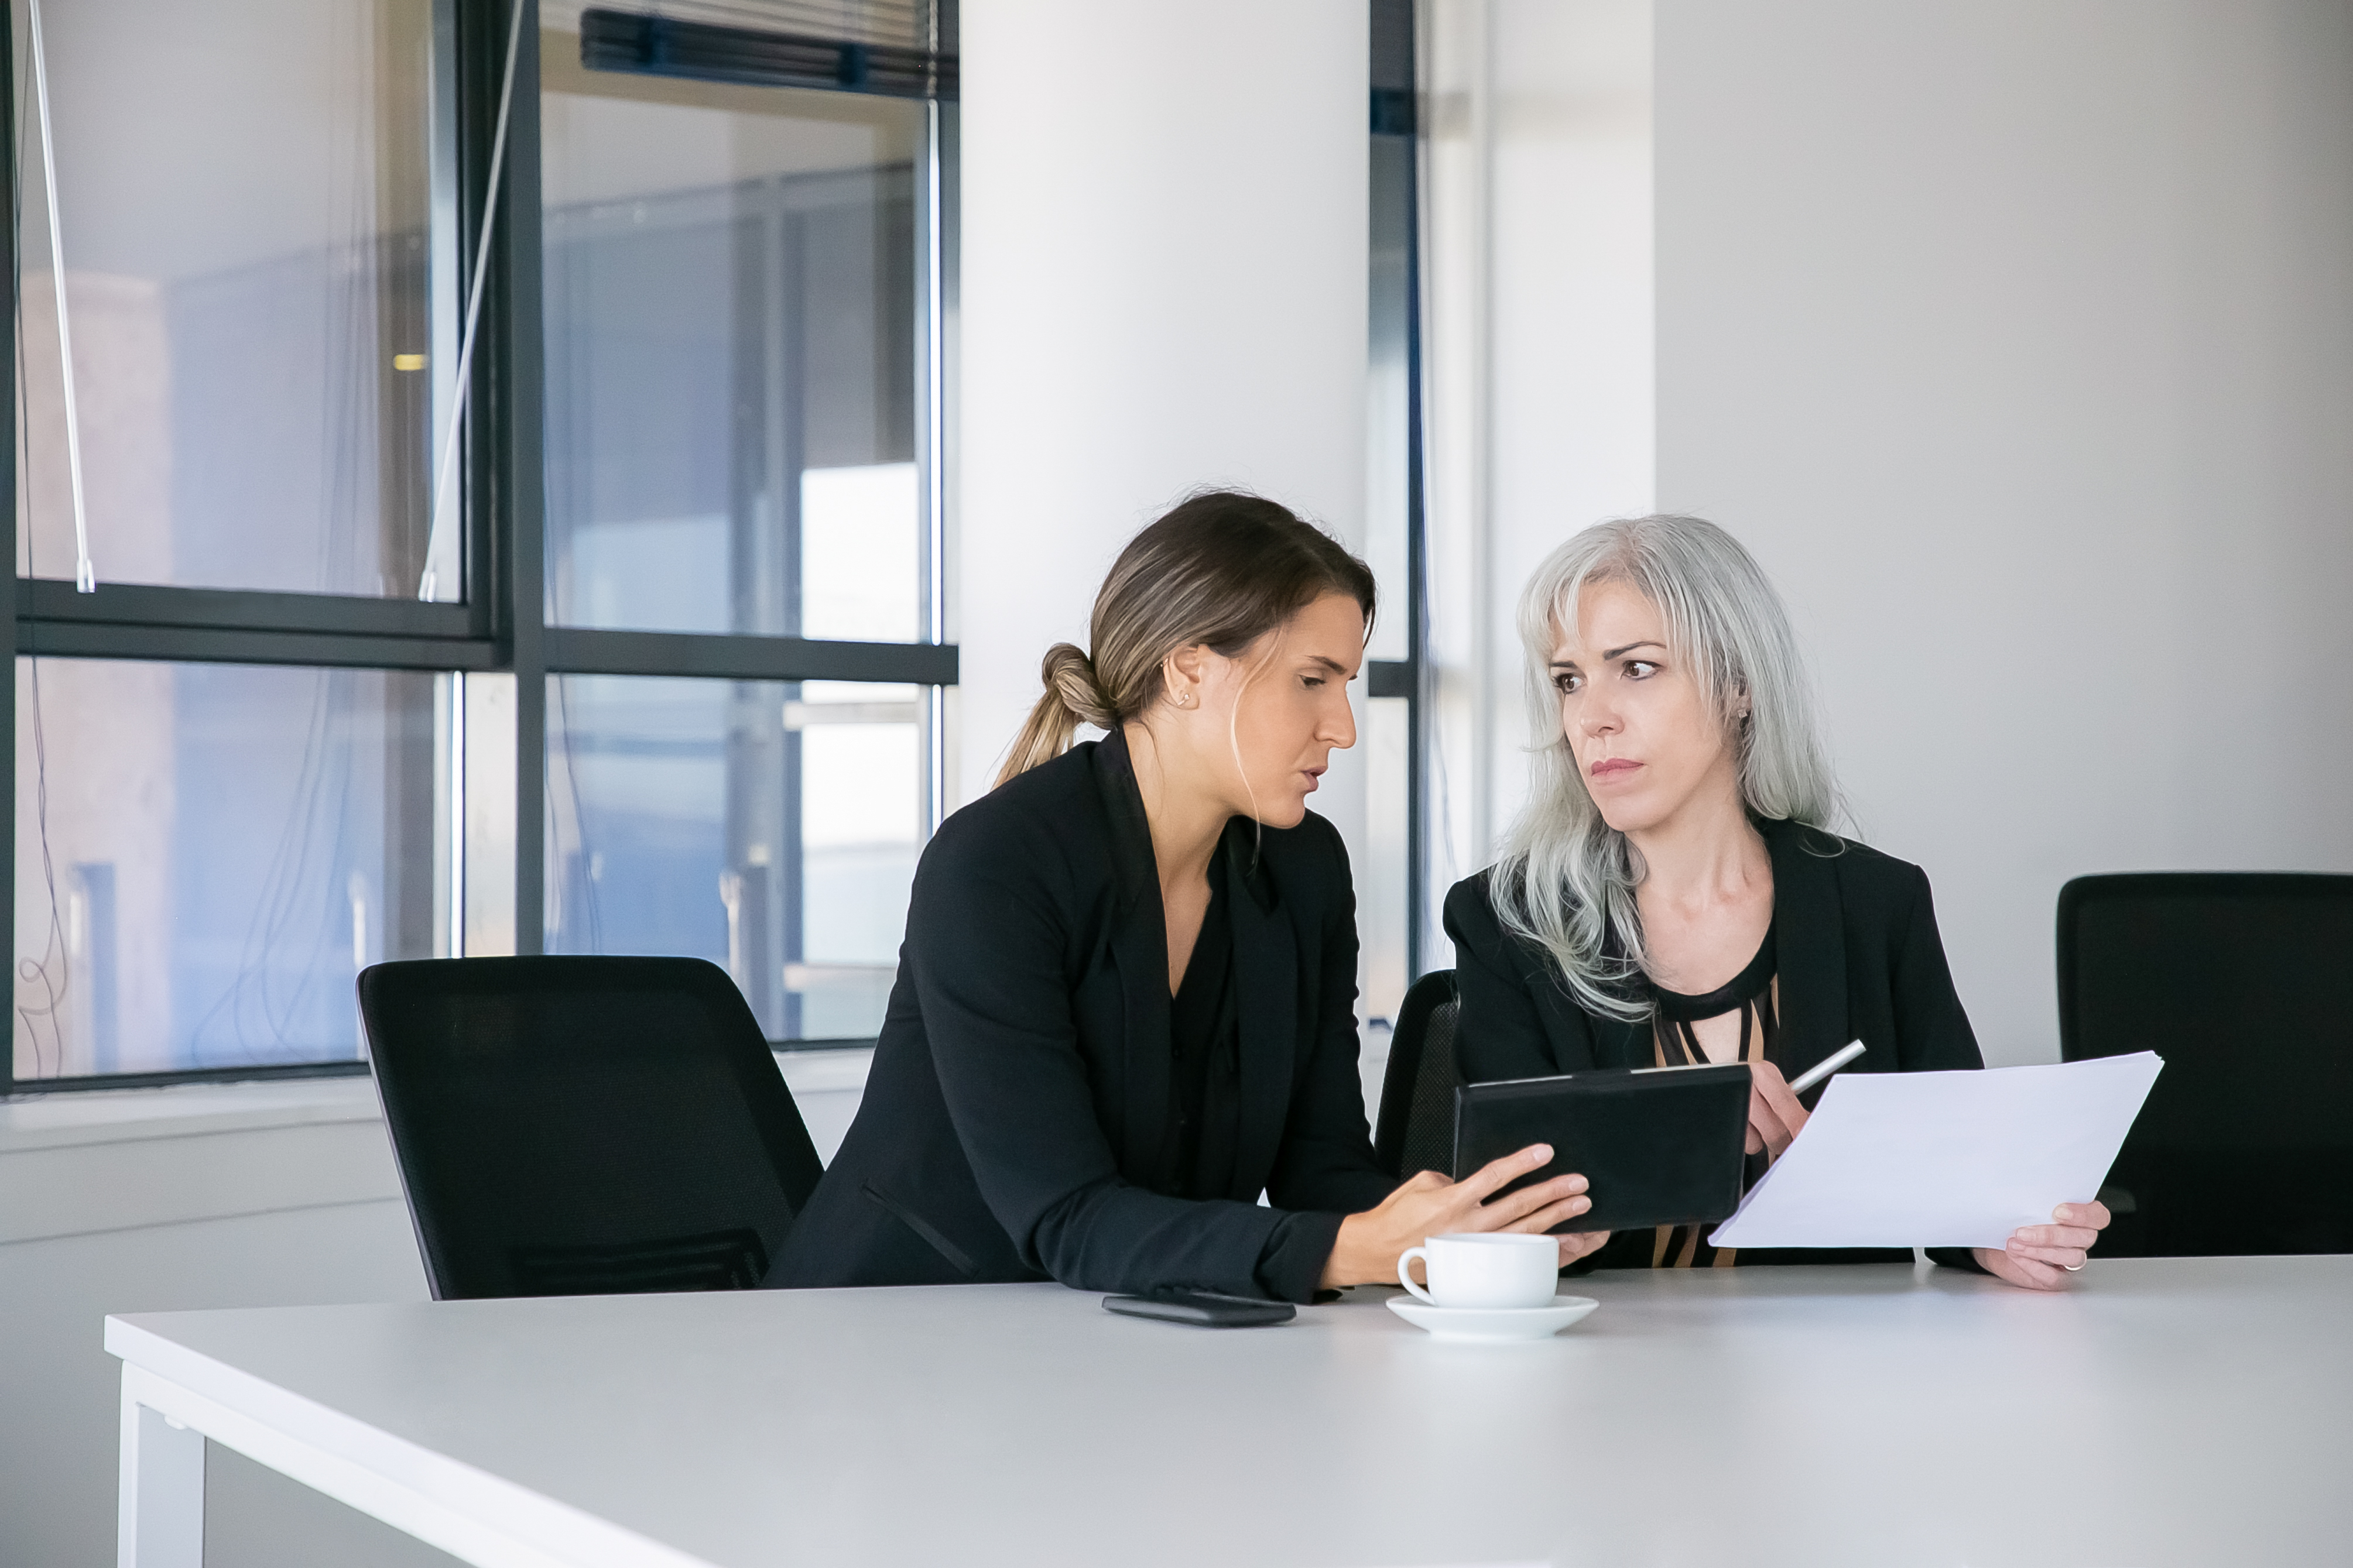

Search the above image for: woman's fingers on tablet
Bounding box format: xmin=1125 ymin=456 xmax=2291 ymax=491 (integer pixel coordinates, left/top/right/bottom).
xmin=1471 ymin=1175 xmax=1585 ymax=1229
xmin=1451 ymin=1152 xmax=1593 ymax=1232
xmin=1459 ymin=1144 xmax=1556 ymax=1200
xmin=1484 ymin=1172 xmax=1588 ymax=1226
xmin=1503 ymin=1189 xmax=1593 ymax=1234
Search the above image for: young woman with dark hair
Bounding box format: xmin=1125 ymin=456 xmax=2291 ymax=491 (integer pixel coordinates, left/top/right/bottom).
xmin=770 ymin=490 xmax=1601 ymax=1298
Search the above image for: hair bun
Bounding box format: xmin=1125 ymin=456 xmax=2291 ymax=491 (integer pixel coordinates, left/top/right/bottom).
xmin=1040 ymin=643 xmax=1118 ymax=729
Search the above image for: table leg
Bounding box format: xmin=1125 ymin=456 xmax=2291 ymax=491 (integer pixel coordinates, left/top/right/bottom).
xmin=118 ymin=1378 xmax=204 ymax=1568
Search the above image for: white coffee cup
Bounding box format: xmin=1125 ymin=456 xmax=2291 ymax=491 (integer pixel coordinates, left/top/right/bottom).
xmin=1397 ymin=1232 xmax=1560 ymax=1309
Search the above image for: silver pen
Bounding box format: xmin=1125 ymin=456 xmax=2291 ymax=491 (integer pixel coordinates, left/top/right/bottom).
xmin=1786 ymin=1038 xmax=1867 ymax=1095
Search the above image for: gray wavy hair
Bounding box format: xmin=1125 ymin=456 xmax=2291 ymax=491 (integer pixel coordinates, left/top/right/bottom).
xmin=1487 ymin=514 xmax=1841 ymax=1020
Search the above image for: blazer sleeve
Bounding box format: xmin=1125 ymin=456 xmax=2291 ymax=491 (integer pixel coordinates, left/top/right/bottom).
xmin=1263 ymin=825 xmax=1401 ymax=1258
xmin=1889 ymin=864 xmax=1984 ymax=1072
xmin=1444 ymin=873 xmax=1581 ymax=1081
xmin=908 ymin=813 xmax=1341 ymax=1302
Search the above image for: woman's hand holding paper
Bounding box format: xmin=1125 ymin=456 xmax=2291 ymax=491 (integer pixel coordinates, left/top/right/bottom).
xmin=1972 ymin=1200 xmax=2113 ymax=1291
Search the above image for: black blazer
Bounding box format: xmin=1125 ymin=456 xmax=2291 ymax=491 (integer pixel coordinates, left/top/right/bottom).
xmin=1443 ymin=816 xmax=1985 ymax=1269
xmin=768 ymin=731 xmax=1395 ymax=1301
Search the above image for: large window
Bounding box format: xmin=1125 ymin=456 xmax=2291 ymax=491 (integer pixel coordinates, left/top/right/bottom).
xmin=546 ymin=674 xmax=923 ymax=1041
xmin=7 ymin=0 xmax=957 ymax=1091
xmin=13 ymin=659 xmax=447 ymax=1077
xmin=12 ymin=0 xmax=446 ymax=600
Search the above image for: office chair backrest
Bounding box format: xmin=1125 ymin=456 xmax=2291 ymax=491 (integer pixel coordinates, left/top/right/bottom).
xmin=2057 ymin=873 xmax=2353 ymax=1257
xmin=359 ymin=956 xmax=827 ymax=1299
xmin=1375 ymin=969 xmax=1462 ymax=1179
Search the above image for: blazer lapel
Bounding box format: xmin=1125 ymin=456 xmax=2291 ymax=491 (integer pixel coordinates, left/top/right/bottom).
xmin=1091 ymin=732 xmax=1174 ymax=1185
xmin=1766 ymin=818 xmax=1851 ymax=1083
xmin=1224 ymin=826 xmax=1297 ymax=1193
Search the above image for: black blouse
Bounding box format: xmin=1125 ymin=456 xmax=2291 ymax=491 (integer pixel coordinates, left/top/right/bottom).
xmin=1652 ymin=921 xmax=1779 ymax=1068
xmin=1443 ymin=816 xmax=1988 ymax=1271
xmin=1165 ymin=855 xmax=1242 ymax=1201
xmin=1645 ymin=922 xmax=1780 ymax=1270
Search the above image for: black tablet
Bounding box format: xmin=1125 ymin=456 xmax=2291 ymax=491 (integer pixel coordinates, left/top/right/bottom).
xmin=1453 ymin=1065 xmax=1752 ymax=1233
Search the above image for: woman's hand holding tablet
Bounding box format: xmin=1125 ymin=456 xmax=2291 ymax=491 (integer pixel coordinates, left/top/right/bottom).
xmin=1317 ymin=1144 xmax=1614 ymax=1289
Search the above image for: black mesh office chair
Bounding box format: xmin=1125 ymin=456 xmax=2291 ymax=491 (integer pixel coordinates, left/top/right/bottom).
xmin=358 ymin=956 xmax=827 ymax=1299
xmin=1374 ymin=969 xmax=1462 ymax=1179
xmin=2057 ymin=873 xmax=2353 ymax=1257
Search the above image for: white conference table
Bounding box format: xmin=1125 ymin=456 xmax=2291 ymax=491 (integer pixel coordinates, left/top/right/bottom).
xmin=108 ymin=1256 xmax=2349 ymax=1568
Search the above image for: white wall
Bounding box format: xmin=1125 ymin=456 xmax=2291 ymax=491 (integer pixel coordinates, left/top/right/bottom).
xmin=1421 ymin=0 xmax=1657 ymax=939
xmin=956 ymin=0 xmax=1371 ymax=828
xmin=1654 ymin=0 xmax=2353 ymax=1061
xmin=1423 ymin=0 xmax=2353 ymax=1063
xmin=0 ymin=1083 xmax=441 ymax=1568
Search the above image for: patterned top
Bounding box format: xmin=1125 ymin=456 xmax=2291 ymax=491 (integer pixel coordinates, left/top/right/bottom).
xmin=1646 ymin=924 xmax=1779 ymax=1269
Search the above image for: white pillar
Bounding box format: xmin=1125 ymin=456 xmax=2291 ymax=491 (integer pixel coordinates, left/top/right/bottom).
xmin=957 ymin=1 xmax=1372 ymax=841
xmin=1421 ymin=0 xmax=1655 ymax=957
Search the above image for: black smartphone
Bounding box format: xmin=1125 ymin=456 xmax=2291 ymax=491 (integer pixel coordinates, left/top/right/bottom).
xmin=1101 ymin=1289 xmax=1296 ymax=1328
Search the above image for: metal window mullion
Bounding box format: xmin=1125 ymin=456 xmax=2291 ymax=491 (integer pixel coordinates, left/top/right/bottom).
xmin=15 ymin=578 xmax=477 ymax=638
xmin=24 ymin=0 xmax=90 ymax=594
xmin=492 ymin=0 xmax=547 ymax=956
xmin=539 ymin=627 xmax=956 ymax=685
xmin=777 ymin=193 xmax=808 ymax=1037
xmin=919 ymin=96 xmax=948 ymax=833
xmin=12 ymin=621 xmax=497 ymax=671
xmin=919 ymin=92 xmax=960 ymax=843
xmin=1405 ymin=0 xmax=1432 ymax=980
xmin=2 ymin=9 xmax=18 ymax=1097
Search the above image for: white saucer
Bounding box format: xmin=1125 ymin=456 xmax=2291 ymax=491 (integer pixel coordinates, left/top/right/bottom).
xmin=1387 ymin=1293 xmax=1599 ymax=1342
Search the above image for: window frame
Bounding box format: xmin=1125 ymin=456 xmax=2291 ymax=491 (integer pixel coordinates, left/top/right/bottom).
xmin=1 ymin=0 xmax=961 ymax=1094
xmin=1367 ymin=0 xmax=1430 ymax=979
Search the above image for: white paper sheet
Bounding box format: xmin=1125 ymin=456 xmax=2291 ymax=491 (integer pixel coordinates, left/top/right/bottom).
xmin=1707 ymin=1052 xmax=2163 ymax=1250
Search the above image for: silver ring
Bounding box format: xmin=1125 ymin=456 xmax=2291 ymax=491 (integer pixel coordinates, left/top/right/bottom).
xmin=2062 ymin=1262 xmax=2084 ymax=1272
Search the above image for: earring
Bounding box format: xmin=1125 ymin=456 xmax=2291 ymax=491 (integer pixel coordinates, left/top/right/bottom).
xmin=1175 ymin=692 xmax=1193 ymax=708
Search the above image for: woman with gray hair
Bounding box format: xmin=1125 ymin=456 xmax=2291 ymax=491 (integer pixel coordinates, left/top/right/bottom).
xmin=1443 ymin=514 xmax=2109 ymax=1289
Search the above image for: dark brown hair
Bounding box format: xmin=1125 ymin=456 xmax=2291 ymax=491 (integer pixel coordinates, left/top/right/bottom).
xmin=996 ymin=490 xmax=1376 ymax=787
